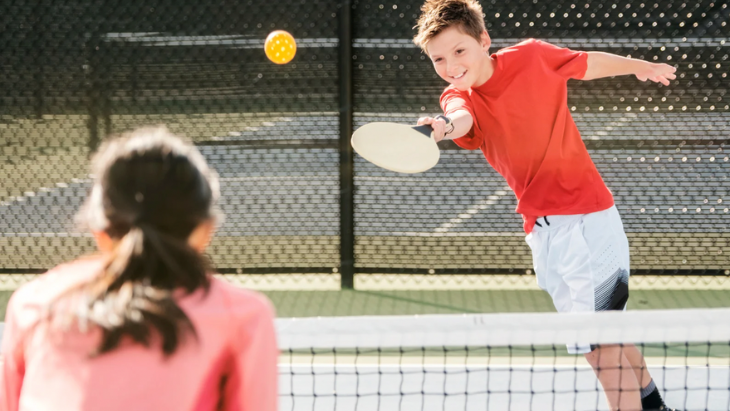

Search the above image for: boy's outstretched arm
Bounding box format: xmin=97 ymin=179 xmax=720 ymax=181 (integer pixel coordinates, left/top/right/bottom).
xmin=582 ymin=52 xmax=677 ymax=85
xmin=417 ymin=109 xmax=473 ymax=142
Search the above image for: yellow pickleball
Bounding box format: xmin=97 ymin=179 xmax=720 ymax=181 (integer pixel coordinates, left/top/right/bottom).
xmin=264 ymin=30 xmax=297 ymax=64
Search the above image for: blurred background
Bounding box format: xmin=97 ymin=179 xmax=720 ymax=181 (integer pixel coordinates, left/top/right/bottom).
xmin=0 ymin=0 xmax=728 ymax=318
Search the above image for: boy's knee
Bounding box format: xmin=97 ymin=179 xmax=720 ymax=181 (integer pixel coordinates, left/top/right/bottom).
xmin=584 ymin=347 xmax=600 ymax=368
xmin=584 ymin=344 xmax=625 ymax=369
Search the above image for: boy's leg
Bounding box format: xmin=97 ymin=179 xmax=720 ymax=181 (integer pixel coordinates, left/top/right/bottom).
xmin=581 ymin=207 xmax=670 ymax=410
xmin=584 ymin=344 xmax=642 ymax=411
xmin=526 ymin=209 xmax=646 ymax=411
xmin=622 ymin=344 xmax=669 ymax=410
xmin=585 ymin=344 xmax=668 ymax=411
xmin=622 ymin=344 xmax=651 ymax=388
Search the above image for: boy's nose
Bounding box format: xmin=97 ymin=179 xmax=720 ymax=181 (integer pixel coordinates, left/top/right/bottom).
xmin=446 ymin=63 xmax=458 ymax=76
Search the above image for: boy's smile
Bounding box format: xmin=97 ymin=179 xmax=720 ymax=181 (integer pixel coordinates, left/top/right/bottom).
xmin=426 ymin=25 xmax=495 ymax=90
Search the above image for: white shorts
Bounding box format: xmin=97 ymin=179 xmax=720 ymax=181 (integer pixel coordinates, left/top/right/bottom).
xmin=525 ymin=205 xmax=630 ymax=354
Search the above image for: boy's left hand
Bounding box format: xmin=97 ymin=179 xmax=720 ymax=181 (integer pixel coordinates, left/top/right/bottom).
xmin=635 ymin=62 xmax=677 ymax=86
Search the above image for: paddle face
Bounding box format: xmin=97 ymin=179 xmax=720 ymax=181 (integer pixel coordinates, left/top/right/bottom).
xmin=351 ymin=122 xmax=440 ymax=173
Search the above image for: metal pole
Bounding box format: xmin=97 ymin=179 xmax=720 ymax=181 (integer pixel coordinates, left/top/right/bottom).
xmin=84 ymin=34 xmax=100 ymax=153
xmin=338 ymin=0 xmax=355 ymax=289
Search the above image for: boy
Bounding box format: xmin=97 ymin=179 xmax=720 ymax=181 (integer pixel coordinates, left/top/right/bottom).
xmin=412 ymin=1 xmax=677 ymax=410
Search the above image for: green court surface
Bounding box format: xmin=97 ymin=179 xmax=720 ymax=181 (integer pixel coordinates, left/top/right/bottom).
xmin=264 ymin=289 xmax=730 ymax=316
xmin=2 ymin=288 xmax=730 ymax=320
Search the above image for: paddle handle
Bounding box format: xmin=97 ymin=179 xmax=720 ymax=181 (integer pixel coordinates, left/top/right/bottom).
xmin=412 ymin=124 xmax=433 ymax=137
xmin=411 ymin=115 xmax=452 ymax=138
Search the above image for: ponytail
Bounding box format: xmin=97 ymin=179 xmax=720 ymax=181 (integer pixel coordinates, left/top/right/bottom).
xmin=82 ymin=223 xmax=210 ymax=356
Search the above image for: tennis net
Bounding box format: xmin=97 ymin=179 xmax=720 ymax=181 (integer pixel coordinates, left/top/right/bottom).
xmin=277 ymin=308 xmax=730 ymax=411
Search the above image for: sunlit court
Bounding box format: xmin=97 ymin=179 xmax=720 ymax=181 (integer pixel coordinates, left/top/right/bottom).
xmin=1 ymin=0 xmax=729 ymax=410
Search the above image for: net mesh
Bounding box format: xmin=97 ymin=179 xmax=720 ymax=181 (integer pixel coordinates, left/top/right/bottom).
xmin=277 ymin=308 xmax=730 ymax=411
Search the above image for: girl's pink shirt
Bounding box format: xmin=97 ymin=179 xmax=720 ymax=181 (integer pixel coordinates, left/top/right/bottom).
xmin=0 ymin=256 xmax=278 ymax=411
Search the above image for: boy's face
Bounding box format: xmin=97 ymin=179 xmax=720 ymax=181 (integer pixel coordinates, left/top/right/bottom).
xmin=426 ymin=26 xmax=491 ymax=91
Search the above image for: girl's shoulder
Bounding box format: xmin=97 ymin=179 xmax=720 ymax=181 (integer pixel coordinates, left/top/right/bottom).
xmin=11 ymin=256 xmax=106 ymax=308
xmin=183 ymin=275 xmax=276 ymax=322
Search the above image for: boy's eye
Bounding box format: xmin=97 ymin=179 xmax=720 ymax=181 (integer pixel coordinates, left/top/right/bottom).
xmin=456 ymin=49 xmax=465 ymax=54
xmin=433 ymin=58 xmax=443 ymax=63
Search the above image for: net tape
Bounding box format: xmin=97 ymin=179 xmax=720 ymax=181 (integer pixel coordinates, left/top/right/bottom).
xmin=277 ymin=308 xmax=730 ymax=350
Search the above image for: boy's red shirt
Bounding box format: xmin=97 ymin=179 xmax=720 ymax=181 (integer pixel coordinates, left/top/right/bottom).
xmin=440 ymin=38 xmax=614 ymax=234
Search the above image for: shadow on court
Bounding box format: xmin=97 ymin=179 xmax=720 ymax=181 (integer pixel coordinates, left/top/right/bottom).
xmin=1 ymin=288 xmax=729 ymax=320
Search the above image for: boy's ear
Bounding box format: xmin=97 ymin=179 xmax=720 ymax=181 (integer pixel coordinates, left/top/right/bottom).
xmin=480 ymin=30 xmax=491 ymax=52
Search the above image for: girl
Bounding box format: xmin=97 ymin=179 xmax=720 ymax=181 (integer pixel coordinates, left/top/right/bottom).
xmin=1 ymin=127 xmax=278 ymax=411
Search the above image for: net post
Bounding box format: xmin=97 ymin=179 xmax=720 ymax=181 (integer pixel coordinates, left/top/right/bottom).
xmin=338 ymin=0 xmax=355 ymax=289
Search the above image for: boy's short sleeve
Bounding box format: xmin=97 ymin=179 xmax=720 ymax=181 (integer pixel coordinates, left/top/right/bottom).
xmin=439 ymin=86 xmax=483 ymax=150
xmin=534 ymin=39 xmax=588 ymax=80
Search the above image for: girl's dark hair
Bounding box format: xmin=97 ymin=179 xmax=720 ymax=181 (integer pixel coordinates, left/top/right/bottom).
xmin=72 ymin=126 xmax=220 ymax=356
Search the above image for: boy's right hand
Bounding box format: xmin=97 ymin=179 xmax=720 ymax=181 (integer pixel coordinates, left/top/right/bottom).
xmin=417 ymin=116 xmax=449 ymax=142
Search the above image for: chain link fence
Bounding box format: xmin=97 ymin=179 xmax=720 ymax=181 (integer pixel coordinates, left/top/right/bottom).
xmin=0 ymin=0 xmax=728 ymax=287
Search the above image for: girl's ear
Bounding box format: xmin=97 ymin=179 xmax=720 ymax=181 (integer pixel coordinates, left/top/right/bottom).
xmin=93 ymin=230 xmax=115 ymax=253
xmin=188 ymin=219 xmax=215 ymax=252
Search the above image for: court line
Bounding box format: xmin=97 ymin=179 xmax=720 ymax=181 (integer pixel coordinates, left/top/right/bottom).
xmin=434 ymin=187 xmax=512 ymax=234
xmin=353 ymin=289 xmax=481 ymax=314
xmin=99 ymin=34 xmax=730 ymax=49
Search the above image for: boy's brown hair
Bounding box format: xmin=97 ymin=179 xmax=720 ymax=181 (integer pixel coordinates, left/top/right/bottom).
xmin=413 ymin=0 xmax=486 ymax=52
